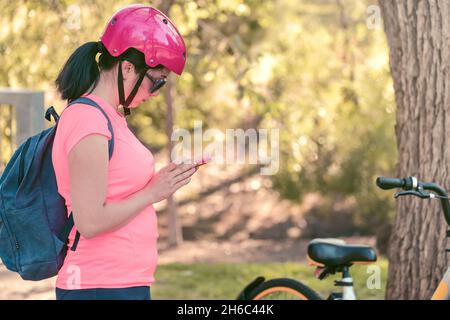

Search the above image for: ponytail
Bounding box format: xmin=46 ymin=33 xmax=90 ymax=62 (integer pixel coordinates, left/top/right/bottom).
xmin=55 ymin=41 xmax=160 ymax=102
xmin=55 ymin=42 xmax=100 ymax=102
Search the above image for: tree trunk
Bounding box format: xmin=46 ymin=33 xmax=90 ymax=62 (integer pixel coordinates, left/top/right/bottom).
xmin=159 ymin=0 xmax=183 ymax=247
xmin=379 ymin=0 xmax=450 ymax=299
xmin=164 ymin=75 xmax=183 ymax=247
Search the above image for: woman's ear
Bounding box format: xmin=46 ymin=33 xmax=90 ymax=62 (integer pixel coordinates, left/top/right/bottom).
xmin=121 ymin=61 xmax=136 ymax=80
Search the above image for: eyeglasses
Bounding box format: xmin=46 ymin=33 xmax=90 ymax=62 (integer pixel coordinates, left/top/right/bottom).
xmin=145 ymin=72 xmax=167 ymax=93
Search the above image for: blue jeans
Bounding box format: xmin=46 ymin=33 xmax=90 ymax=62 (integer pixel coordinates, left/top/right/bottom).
xmin=55 ymin=286 xmax=151 ymax=300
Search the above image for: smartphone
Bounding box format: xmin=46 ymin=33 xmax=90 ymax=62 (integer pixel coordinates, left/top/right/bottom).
xmin=195 ymin=155 xmax=212 ymax=167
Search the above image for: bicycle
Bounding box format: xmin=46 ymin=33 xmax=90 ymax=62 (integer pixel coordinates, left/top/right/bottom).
xmin=237 ymin=176 xmax=450 ymax=300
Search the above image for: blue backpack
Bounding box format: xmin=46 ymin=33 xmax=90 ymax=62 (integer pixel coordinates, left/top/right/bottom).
xmin=0 ymin=97 xmax=114 ymax=281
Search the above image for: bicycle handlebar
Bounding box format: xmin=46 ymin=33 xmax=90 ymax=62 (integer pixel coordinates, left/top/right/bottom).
xmin=376 ymin=177 xmax=408 ymax=190
xmin=377 ymin=176 xmax=450 ymax=227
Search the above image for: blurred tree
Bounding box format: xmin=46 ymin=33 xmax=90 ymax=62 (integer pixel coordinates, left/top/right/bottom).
xmin=267 ymin=0 xmax=396 ymax=234
xmin=0 ymin=0 xmax=397 ymax=243
xmin=0 ymin=105 xmax=15 ymax=173
xmin=158 ymin=0 xmax=183 ymax=247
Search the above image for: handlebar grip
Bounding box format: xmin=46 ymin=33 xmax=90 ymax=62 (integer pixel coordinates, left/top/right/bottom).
xmin=376 ymin=177 xmax=406 ymax=190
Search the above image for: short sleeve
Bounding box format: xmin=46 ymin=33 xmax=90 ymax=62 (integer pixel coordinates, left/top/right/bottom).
xmin=58 ymin=104 xmax=112 ymax=156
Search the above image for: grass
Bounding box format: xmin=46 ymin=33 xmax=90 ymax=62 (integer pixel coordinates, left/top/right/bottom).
xmin=152 ymin=258 xmax=388 ymax=300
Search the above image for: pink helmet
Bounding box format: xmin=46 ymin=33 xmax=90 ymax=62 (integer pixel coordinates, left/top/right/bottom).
xmin=100 ymin=4 xmax=187 ymax=75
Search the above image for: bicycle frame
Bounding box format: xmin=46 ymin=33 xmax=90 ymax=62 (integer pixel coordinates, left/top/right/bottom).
xmin=329 ymin=276 xmax=357 ymax=300
xmin=322 ymin=265 xmax=356 ymax=300
xmin=431 ymin=267 xmax=450 ymax=300
xmin=342 ymin=282 xmax=357 ymax=300
xmin=332 ymin=263 xmax=450 ymax=300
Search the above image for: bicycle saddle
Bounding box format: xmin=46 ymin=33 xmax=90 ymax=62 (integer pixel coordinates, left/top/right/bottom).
xmin=307 ymin=238 xmax=377 ymax=267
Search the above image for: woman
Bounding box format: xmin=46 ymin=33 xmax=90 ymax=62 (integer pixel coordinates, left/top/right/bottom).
xmin=52 ymin=5 xmax=196 ymax=300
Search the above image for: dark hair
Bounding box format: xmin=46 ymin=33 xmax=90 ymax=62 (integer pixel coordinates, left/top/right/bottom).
xmin=55 ymin=41 xmax=154 ymax=102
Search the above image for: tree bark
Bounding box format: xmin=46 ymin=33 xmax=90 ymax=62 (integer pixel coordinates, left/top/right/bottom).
xmin=159 ymin=0 xmax=183 ymax=247
xmin=379 ymin=0 xmax=450 ymax=299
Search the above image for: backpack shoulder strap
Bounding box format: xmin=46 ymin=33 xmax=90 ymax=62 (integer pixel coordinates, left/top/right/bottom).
xmin=65 ymin=97 xmax=115 ymax=160
xmin=58 ymin=97 xmax=116 ymax=249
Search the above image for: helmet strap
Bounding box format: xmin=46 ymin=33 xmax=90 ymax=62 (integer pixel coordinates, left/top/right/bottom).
xmin=117 ymin=60 xmax=148 ymax=116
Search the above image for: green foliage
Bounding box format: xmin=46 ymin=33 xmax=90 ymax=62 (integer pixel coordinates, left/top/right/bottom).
xmin=264 ymin=0 xmax=397 ymax=234
xmin=0 ymin=0 xmax=397 ymax=235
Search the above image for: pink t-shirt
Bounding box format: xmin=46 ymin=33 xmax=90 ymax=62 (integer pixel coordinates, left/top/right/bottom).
xmin=52 ymin=94 xmax=158 ymax=289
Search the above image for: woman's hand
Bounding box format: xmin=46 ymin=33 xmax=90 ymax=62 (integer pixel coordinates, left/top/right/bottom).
xmin=145 ymin=162 xmax=198 ymax=204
